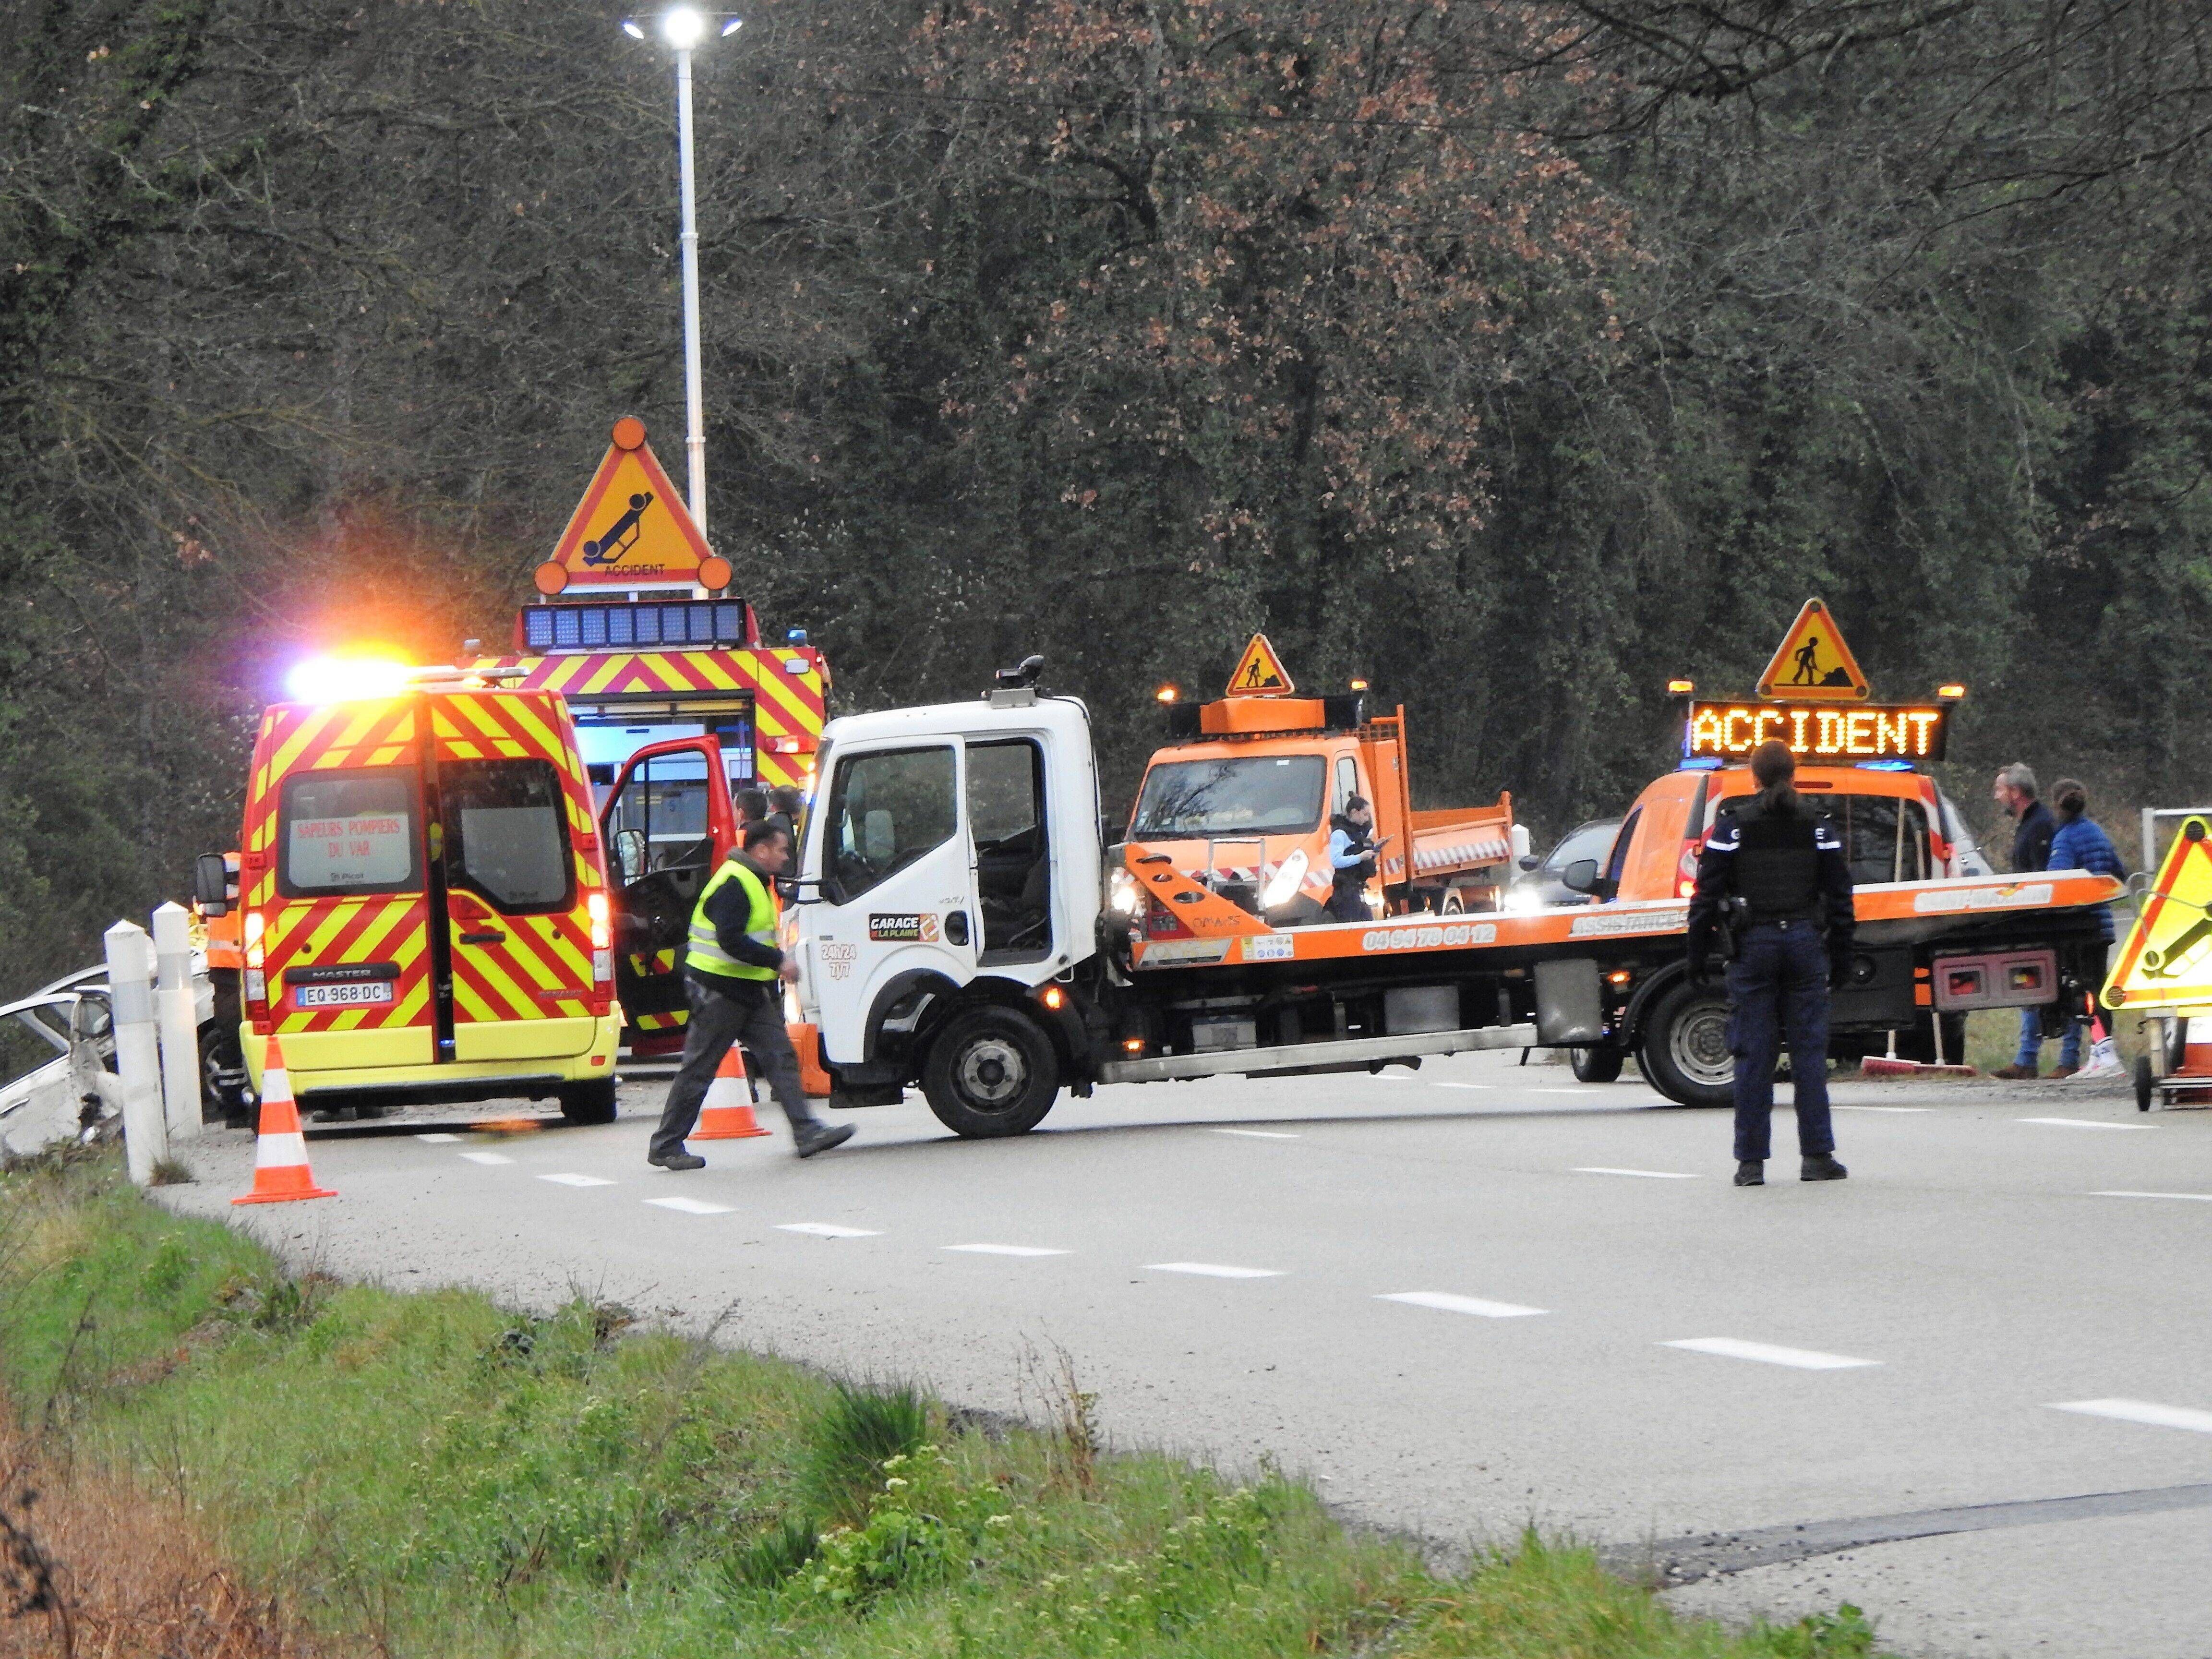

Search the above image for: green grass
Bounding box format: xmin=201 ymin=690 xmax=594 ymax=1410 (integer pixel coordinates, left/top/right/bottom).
xmin=0 ymin=1151 xmax=1896 ymax=1658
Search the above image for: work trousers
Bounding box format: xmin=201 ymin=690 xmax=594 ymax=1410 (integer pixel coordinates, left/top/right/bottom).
xmin=1726 ymin=921 xmax=1836 ymax=1162
xmin=1326 ymin=879 xmax=1373 ymax=924
xmin=650 ymin=975 xmax=816 ymax=1159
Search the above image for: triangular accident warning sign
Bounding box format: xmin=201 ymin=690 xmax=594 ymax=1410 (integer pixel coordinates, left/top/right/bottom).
xmin=535 ymin=417 xmax=721 ymax=594
xmin=1225 ymin=634 xmax=1295 ymax=697
xmin=1755 ymin=599 xmax=1871 ymax=701
xmin=2107 ymin=817 xmax=2212 ymax=1010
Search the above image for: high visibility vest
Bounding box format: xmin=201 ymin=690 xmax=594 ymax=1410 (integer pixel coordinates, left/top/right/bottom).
xmin=685 ymin=857 xmax=779 ymax=981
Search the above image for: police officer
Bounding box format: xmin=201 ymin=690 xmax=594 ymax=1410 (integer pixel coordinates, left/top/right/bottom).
xmin=1685 ymin=740 xmax=1854 ymax=1187
xmin=1326 ymin=795 xmax=1388 ymax=922
xmin=648 ymin=819 xmax=854 ymax=1168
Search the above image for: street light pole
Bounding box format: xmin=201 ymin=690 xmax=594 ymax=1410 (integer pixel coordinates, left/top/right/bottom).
xmin=673 ymin=37 xmax=706 ymax=540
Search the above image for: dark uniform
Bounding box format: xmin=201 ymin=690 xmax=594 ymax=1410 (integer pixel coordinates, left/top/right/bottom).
xmin=1325 ymin=812 xmax=1377 ymax=923
xmin=1686 ymin=795 xmax=1856 ymax=1166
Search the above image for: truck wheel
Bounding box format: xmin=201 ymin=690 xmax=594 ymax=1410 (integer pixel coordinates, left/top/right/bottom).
xmin=922 ymin=1007 xmax=1059 ymax=1138
xmin=559 ymin=1080 xmax=619 ymax=1125
xmin=1440 ymin=890 xmax=1465 ymax=915
xmin=1638 ymin=980 xmax=1735 ymax=1107
xmin=1571 ymin=1044 xmax=1625 ymax=1083
xmin=197 ymin=1018 xmax=251 ymax=1126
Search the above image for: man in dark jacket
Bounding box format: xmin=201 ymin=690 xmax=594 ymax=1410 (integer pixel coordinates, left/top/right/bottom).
xmin=1687 ymin=741 xmax=1855 ymax=1187
xmin=648 ymin=820 xmax=853 ymax=1168
xmin=1990 ymin=763 xmax=2059 ymax=1079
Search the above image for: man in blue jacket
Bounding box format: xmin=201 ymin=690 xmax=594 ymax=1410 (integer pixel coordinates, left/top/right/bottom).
xmin=1990 ymin=764 xmax=2061 ymax=1080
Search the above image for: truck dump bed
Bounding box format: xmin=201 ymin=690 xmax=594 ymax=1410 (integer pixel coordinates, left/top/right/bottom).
xmin=1406 ymin=805 xmax=1516 ymax=882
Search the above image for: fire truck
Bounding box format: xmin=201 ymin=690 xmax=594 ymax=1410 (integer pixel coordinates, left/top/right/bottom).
xmin=788 ymin=622 xmax=2121 ymax=1133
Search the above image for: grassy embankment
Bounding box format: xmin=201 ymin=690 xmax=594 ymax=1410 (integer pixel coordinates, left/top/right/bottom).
xmin=0 ymin=1152 xmax=1890 ymax=1658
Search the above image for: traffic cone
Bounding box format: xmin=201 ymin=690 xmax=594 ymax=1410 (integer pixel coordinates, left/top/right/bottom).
xmin=232 ymin=1035 xmax=337 ymax=1204
xmin=691 ymin=1046 xmax=770 ymax=1140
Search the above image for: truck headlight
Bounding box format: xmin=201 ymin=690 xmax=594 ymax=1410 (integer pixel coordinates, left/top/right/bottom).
xmin=1261 ymin=848 xmax=1308 ymax=910
xmin=1107 ymin=868 xmax=1142 ymax=915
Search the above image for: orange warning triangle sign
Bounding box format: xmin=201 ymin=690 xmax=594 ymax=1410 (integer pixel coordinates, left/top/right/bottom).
xmin=2107 ymin=817 xmax=2212 ymax=1010
xmin=1225 ymin=634 xmax=1295 ymax=697
xmin=536 ymin=417 xmax=713 ymax=593
xmin=1755 ymin=599 xmax=1871 ymax=701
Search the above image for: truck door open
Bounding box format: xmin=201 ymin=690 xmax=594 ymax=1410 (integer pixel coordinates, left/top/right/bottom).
xmin=599 ymin=736 xmax=738 ymax=1044
xmin=801 ymin=742 xmax=977 ymax=1063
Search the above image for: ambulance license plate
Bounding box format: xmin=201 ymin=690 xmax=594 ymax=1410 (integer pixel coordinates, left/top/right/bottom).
xmin=294 ymin=981 xmax=394 ymax=1009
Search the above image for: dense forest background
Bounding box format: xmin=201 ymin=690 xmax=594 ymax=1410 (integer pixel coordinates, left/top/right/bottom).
xmin=5 ymin=0 xmax=2209 ymax=990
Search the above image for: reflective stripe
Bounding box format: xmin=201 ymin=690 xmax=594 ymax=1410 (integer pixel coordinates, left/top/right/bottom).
xmin=685 ymin=859 xmax=779 ymax=981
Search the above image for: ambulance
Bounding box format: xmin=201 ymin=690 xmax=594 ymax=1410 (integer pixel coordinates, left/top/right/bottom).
xmin=205 ymin=668 xmax=622 ymax=1120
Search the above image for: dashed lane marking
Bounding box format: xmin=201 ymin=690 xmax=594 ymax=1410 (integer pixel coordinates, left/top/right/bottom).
xmin=2018 ymin=1117 xmax=2152 ymax=1130
xmin=540 ymin=1173 xmax=615 ymax=1188
xmin=1835 ymin=1106 xmax=1932 ymax=1113
xmin=2052 ymin=1399 xmax=2212 ymax=1436
xmin=1145 ymin=1262 xmax=1283 ymax=1279
xmin=1431 ymin=1082 xmax=1491 ymax=1090
xmin=1213 ymin=1129 xmax=1301 ymax=1140
xmin=458 ymin=1151 xmax=514 ymax=1166
xmin=1664 ymin=1337 xmax=1881 ymax=1371
xmin=645 ymin=1196 xmax=732 ymax=1215
xmin=1574 ymin=1166 xmax=1701 ymax=1179
xmin=1379 ymin=1291 xmax=1546 ymax=1319
xmin=943 ymin=1244 xmax=1070 ymax=1257
xmin=2090 ymin=1190 xmax=2212 ymax=1202
xmin=415 ymin=1133 xmax=461 ymax=1143
xmin=779 ymin=1222 xmax=882 ymax=1238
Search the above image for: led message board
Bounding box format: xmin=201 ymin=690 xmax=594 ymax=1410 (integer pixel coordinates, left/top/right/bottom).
xmin=1685 ymin=702 xmax=1949 ymax=764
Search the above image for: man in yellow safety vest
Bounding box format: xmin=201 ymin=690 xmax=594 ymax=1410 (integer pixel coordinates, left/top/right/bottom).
xmin=648 ymin=819 xmax=854 ymax=1167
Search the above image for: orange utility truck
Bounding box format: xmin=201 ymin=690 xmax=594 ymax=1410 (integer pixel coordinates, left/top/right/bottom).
xmin=1123 ymin=637 xmax=1524 ymax=925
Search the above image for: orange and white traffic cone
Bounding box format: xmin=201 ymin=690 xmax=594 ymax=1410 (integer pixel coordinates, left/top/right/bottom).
xmin=692 ymin=1046 xmax=771 ymax=1140
xmin=232 ymin=1035 xmax=337 ymax=1205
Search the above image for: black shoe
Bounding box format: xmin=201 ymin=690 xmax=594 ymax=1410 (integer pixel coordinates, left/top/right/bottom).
xmin=1801 ymin=1154 xmax=1848 ymax=1181
xmin=1734 ymin=1160 xmax=1765 ymax=1186
xmin=648 ymin=1151 xmax=707 ymax=1171
xmin=793 ymin=1122 xmax=855 ymax=1160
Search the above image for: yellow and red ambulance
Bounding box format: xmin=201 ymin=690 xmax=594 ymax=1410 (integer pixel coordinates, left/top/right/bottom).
xmin=231 ymin=670 xmax=622 ymax=1119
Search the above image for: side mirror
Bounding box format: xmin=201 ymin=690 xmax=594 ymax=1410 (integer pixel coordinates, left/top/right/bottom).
xmin=613 ymin=829 xmax=649 ymax=885
xmin=192 ymin=853 xmax=232 ymax=914
xmin=1518 ymin=855 xmax=1540 ymax=872
xmin=1560 ymin=858 xmax=1600 ymax=895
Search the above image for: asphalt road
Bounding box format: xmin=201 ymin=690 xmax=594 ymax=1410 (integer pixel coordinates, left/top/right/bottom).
xmin=158 ymin=1054 xmax=2212 ymax=1659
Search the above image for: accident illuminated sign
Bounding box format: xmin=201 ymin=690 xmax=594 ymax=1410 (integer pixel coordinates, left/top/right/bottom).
xmin=1685 ymin=702 xmax=1949 ymax=763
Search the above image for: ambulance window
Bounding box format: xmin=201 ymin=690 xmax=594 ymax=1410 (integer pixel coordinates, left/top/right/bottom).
xmin=442 ymin=759 xmax=573 ymax=912
xmin=823 ymin=745 xmax=958 ymax=902
xmin=278 ymin=768 xmax=421 ymax=897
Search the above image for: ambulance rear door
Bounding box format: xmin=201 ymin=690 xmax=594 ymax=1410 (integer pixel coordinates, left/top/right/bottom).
xmin=430 ymin=694 xmax=604 ymax=1063
xmin=598 ymin=735 xmax=740 ymax=1043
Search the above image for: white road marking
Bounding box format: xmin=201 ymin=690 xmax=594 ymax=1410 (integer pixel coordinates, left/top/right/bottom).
xmin=2018 ymin=1117 xmax=2152 ymax=1131
xmin=1368 ymin=1074 xmax=1415 ymax=1082
xmin=779 ymin=1222 xmax=882 ymax=1238
xmin=1527 ymin=1087 xmax=1597 ymax=1094
xmin=539 ymin=1173 xmax=615 ymax=1188
xmin=1145 ymin=1262 xmax=1283 ymax=1279
xmin=415 ymin=1132 xmax=461 ymax=1143
xmin=1574 ymin=1166 xmax=1700 ymax=1179
xmin=1835 ymin=1106 xmax=1932 ymax=1114
xmin=1431 ymin=1082 xmax=1491 ymax=1090
xmin=2052 ymin=1398 xmax=2212 ymax=1435
xmin=1664 ymin=1337 xmax=1881 ymax=1371
xmin=1379 ymin=1291 xmax=1546 ymax=1319
xmin=2090 ymin=1190 xmax=2212 ymax=1202
xmin=1213 ymin=1129 xmax=1301 ymax=1140
xmin=458 ymin=1151 xmax=513 ymax=1166
xmin=943 ymin=1243 xmax=1070 ymax=1257
xmin=645 ymin=1196 xmax=732 ymax=1215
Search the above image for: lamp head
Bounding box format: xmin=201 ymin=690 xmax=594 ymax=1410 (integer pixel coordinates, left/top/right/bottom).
xmin=620 ymin=19 xmax=645 ymax=37
xmin=661 ymin=6 xmax=706 ymax=48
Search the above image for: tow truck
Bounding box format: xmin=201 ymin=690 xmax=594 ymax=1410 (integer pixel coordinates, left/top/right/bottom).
xmin=1126 ymin=637 xmax=1524 ymax=922
xmin=789 ymin=617 xmax=2123 ymax=1134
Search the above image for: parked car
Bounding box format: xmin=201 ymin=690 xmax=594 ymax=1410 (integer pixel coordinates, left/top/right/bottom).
xmin=1503 ymin=818 xmax=1623 ymax=913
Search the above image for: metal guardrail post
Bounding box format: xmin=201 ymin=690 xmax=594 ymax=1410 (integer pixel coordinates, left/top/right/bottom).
xmin=152 ymin=902 xmax=200 ymax=1142
xmin=103 ymin=919 xmax=168 ymax=1184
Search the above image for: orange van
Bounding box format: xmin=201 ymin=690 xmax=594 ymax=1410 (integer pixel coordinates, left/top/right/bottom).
xmin=229 ymin=682 xmax=620 ymax=1120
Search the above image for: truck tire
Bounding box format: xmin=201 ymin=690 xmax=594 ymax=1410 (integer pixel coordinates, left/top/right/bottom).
xmin=1638 ymin=979 xmax=1735 ymax=1108
xmin=559 ymin=1079 xmax=619 ymax=1125
xmin=1571 ymin=1044 xmax=1625 ymax=1083
xmin=922 ymin=1006 xmax=1059 ymax=1138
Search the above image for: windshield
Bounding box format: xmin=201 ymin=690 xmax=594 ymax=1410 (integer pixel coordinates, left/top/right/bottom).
xmin=1542 ymin=820 xmax=1620 ymax=874
xmin=1130 ymin=755 xmax=1326 ymax=840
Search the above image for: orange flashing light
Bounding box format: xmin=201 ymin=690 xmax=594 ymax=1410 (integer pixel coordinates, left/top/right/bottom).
xmin=1936 ymin=683 xmax=1967 ymax=700
xmin=1039 ymin=985 xmax=1067 ymax=1010
xmin=1156 ymin=685 xmax=1179 ymax=704
xmin=1122 ymin=1037 xmax=1145 ymax=1054
xmin=1667 ymin=678 xmax=1695 ymax=696
xmin=1349 ymin=678 xmax=1370 ymax=691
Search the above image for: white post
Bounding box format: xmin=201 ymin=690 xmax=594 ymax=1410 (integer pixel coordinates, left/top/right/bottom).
xmin=104 ymin=919 xmax=168 ymax=1184
xmin=675 ymin=44 xmax=707 ymax=546
xmin=152 ymin=902 xmax=200 ymax=1142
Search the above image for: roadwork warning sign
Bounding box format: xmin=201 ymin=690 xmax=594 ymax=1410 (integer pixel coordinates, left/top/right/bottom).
xmin=2107 ymin=817 xmax=2212 ymax=1009
xmin=536 ymin=417 xmax=715 ymax=593
xmin=1225 ymin=634 xmax=1295 ymax=697
xmin=1755 ymin=599 xmax=1871 ymax=701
